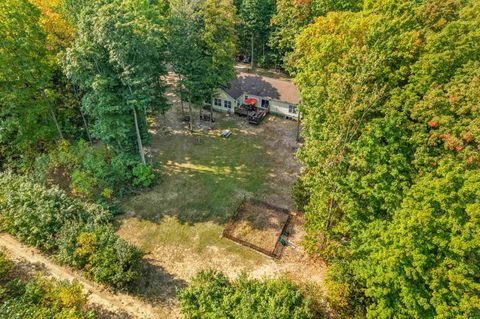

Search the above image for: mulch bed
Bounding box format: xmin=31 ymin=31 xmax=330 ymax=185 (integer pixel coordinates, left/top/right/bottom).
xmin=223 ymin=198 xmax=291 ymax=258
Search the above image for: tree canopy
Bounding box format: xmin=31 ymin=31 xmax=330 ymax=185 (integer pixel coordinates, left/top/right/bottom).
xmin=63 ymin=0 xmax=169 ymax=161
xmin=294 ymin=0 xmax=480 ymax=317
xmin=0 ymin=0 xmax=54 ymax=166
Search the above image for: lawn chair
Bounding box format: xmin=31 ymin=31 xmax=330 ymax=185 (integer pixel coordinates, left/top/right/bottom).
xmin=221 ymin=129 xmax=232 ymax=138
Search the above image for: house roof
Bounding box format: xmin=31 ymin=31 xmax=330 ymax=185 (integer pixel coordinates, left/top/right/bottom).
xmin=224 ymin=72 xmax=300 ymax=105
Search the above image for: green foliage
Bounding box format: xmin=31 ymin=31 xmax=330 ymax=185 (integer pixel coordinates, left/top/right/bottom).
xmin=294 ymin=0 xmax=480 ymax=317
xmin=178 ymin=270 xmax=315 ymax=319
xmin=0 ymin=255 xmax=95 ymax=318
xmin=63 ymin=0 xmax=169 ymax=158
xmin=270 ymin=0 xmax=362 ymax=71
xmin=132 ymin=164 xmax=156 ymax=188
xmin=0 ymin=253 xmax=13 ymax=282
xmin=71 ymin=169 xmax=98 ymax=198
xmin=35 ymin=140 xmax=156 ymax=201
xmin=168 ymin=0 xmax=237 ymax=108
xmin=0 ymin=0 xmax=55 ymax=167
xmin=56 ymin=223 xmax=143 ymax=289
xmin=0 ymin=172 xmax=143 ymax=289
xmin=355 ymin=163 xmax=480 ymax=318
xmin=237 ymin=0 xmax=277 ymax=67
xmin=0 ymin=172 xmax=110 ymax=251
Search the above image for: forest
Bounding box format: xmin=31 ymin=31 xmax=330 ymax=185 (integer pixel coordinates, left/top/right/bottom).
xmin=0 ymin=0 xmax=479 ymax=318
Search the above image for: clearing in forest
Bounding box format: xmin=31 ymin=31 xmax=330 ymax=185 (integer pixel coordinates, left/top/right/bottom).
xmin=117 ymin=86 xmax=325 ymax=317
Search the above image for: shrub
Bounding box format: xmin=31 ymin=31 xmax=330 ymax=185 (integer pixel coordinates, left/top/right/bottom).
xmin=178 ymin=270 xmax=315 ymax=319
xmin=0 ymin=173 xmax=110 ymax=251
xmin=34 ymin=140 xmax=156 ymax=201
xmin=71 ymin=170 xmax=98 ymax=198
xmin=57 ymin=223 xmax=143 ymax=289
xmin=132 ymin=164 xmax=156 ymax=187
xmin=0 ymin=172 xmax=142 ymax=289
xmin=0 ymin=252 xmax=12 ymax=281
xmin=0 ymin=256 xmax=95 ymax=319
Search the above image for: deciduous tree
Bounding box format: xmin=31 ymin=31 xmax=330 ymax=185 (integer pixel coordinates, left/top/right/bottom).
xmin=64 ymin=0 xmax=169 ymax=163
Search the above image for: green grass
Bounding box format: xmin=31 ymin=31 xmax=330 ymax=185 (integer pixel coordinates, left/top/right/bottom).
xmin=125 ymin=127 xmax=271 ymax=225
xmin=120 ymin=120 xmax=279 ymax=262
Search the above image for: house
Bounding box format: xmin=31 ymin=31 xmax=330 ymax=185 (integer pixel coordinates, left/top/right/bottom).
xmin=209 ymin=72 xmax=300 ymax=120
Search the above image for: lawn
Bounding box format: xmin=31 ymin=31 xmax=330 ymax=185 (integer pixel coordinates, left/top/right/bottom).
xmin=129 ymin=119 xmax=270 ymax=225
xmin=115 ymin=105 xmax=317 ymax=316
xmin=120 ymin=111 xmax=286 ymax=259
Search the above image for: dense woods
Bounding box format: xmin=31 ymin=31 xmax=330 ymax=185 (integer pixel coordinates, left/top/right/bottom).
xmin=0 ymin=0 xmax=479 ymax=317
xmin=294 ymin=0 xmax=480 ymax=317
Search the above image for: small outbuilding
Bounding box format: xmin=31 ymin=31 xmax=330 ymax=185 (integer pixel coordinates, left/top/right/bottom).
xmin=209 ymin=72 xmax=300 ymax=120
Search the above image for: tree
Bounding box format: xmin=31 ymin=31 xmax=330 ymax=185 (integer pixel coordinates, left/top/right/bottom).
xmin=168 ymin=0 xmax=208 ymax=130
xmin=200 ymin=0 xmax=237 ymax=120
xmin=168 ymin=0 xmax=236 ymax=129
xmin=31 ymin=0 xmax=95 ymax=143
xmin=0 ymin=0 xmax=55 ymax=166
xmin=356 ymin=163 xmax=480 ymax=318
xmin=238 ymin=0 xmax=276 ymax=68
xmin=63 ymin=0 xmax=169 ymax=163
xmin=293 ymin=0 xmax=480 ymax=317
xmin=270 ymin=0 xmax=362 ymax=72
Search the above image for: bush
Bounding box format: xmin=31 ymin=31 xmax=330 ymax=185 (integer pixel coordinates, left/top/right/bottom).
xmin=178 ymin=270 xmax=315 ymax=319
xmin=0 ymin=253 xmax=12 ymax=282
xmin=0 ymin=172 xmax=143 ymax=289
xmin=0 ymin=173 xmax=110 ymax=252
xmin=71 ymin=170 xmax=98 ymax=198
xmin=0 ymin=255 xmax=95 ymax=319
xmin=132 ymin=164 xmax=156 ymax=187
xmin=34 ymin=140 xmax=156 ymax=201
xmin=57 ymin=223 xmax=143 ymax=289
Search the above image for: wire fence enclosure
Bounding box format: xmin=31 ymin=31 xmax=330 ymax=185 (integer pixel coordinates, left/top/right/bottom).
xmin=222 ymin=197 xmax=292 ymax=259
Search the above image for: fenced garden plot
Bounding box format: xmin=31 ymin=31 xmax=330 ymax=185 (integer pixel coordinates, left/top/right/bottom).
xmin=222 ymin=198 xmax=292 ymax=258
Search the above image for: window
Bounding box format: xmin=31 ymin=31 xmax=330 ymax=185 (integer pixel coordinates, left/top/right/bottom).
xmin=214 ymin=98 xmax=222 ymax=107
xmin=288 ymin=105 xmax=297 ymax=114
xmin=224 ymin=100 xmax=232 ymax=109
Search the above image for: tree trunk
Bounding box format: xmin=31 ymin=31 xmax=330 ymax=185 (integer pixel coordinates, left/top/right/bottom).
xmin=80 ymin=111 xmax=93 ymax=146
xmin=72 ymin=85 xmax=92 ymax=145
xmin=128 ymin=86 xmax=146 ymax=164
xmin=42 ymin=90 xmax=64 ymax=140
xmin=188 ymin=95 xmax=193 ymax=131
xmin=49 ymin=107 xmax=64 ymax=140
xmin=180 ymin=99 xmax=185 ymax=116
xmin=210 ymin=98 xmax=214 ymax=123
xmin=133 ymin=107 xmax=146 ymax=165
xmin=251 ymin=33 xmax=254 ymax=69
xmin=296 ymin=111 xmax=301 ymax=142
xmin=262 ymin=41 xmax=265 ymax=65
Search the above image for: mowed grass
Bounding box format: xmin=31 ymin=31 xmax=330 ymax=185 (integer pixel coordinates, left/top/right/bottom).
xmin=120 ymin=115 xmax=277 ymax=262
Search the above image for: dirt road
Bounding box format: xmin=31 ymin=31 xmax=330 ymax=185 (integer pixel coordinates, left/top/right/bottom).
xmin=0 ymin=232 xmax=176 ymax=319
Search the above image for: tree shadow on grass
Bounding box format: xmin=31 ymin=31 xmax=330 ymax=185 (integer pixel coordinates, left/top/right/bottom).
xmin=131 ymin=259 xmax=187 ymax=304
xmin=125 ymin=130 xmax=275 ymax=226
